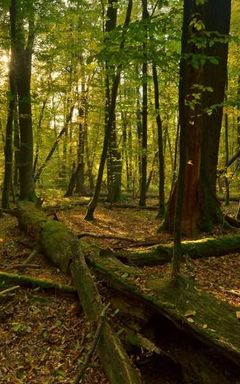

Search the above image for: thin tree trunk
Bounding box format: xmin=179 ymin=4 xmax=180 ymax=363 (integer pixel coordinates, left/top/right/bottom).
xmin=224 ymin=108 xmax=230 ymax=205
xmin=152 ymin=63 xmax=165 ymax=217
xmin=139 ymin=0 xmax=149 ymax=207
xmin=33 ymin=97 xmax=48 ymax=176
xmin=34 ymin=105 xmax=74 ymax=183
xmin=237 ymin=75 xmax=240 ymax=146
xmin=13 ymin=105 xmax=20 ymax=189
xmin=75 ymin=86 xmax=87 ymax=195
xmin=85 ymin=0 xmax=133 ymax=220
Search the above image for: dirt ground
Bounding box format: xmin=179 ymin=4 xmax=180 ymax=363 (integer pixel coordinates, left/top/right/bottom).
xmin=0 ymin=200 xmax=239 ymax=383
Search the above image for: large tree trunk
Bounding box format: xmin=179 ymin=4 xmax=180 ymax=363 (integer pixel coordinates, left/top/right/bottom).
xmin=15 ymin=1 xmax=36 ymax=201
xmin=165 ymin=0 xmax=231 ymax=235
xmin=2 ymin=0 xmax=17 ymax=208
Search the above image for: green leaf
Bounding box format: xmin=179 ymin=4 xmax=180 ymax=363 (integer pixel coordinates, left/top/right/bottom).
xmin=208 ymin=56 xmax=219 ymax=65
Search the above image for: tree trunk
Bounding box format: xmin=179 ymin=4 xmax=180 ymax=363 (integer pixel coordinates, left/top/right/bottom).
xmin=224 ymin=108 xmax=230 ymax=205
xmin=34 ymin=105 xmax=74 ymax=183
xmin=15 ymin=1 xmax=36 ymax=201
xmin=75 ymin=81 xmax=87 ymax=195
xmin=85 ymin=0 xmax=133 ymax=220
xmin=139 ymin=0 xmax=149 ymax=207
xmin=166 ymin=0 xmax=231 ymax=235
xmin=2 ymin=0 xmax=17 ymax=208
xmin=152 ymin=63 xmax=165 ymax=217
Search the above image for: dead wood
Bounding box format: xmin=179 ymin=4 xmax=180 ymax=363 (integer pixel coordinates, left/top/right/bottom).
xmin=0 ymin=285 xmax=20 ymax=296
xmin=224 ymin=214 xmax=240 ymax=228
xmin=16 ymin=202 xmax=240 ymax=383
xmin=109 ymin=233 xmax=240 ymax=266
xmin=3 ymin=263 xmax=41 ymax=270
xmin=88 ymin=255 xmax=240 ymax=384
xmin=77 ymin=232 xmax=140 ymax=243
xmin=16 ymin=202 xmax=142 ymax=384
xmin=0 ymin=271 xmax=76 ymax=293
xmin=22 ymin=246 xmax=41 ymax=265
xmin=74 ymin=303 xmax=110 ymax=384
xmin=70 ymin=242 xmax=142 ymax=384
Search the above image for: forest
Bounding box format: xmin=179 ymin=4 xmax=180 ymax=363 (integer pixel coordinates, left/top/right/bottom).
xmin=0 ymin=0 xmax=240 ymax=383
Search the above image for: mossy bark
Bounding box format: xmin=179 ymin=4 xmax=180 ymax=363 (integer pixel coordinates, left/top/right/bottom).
xmin=0 ymin=271 xmax=76 ymax=293
xmin=111 ymin=234 xmax=240 ymax=266
xmin=71 ymin=242 xmax=142 ymax=384
xmin=89 ymin=256 xmax=240 ymax=384
xmin=16 ymin=202 xmax=240 ymax=383
xmin=16 ymin=202 xmax=142 ymax=384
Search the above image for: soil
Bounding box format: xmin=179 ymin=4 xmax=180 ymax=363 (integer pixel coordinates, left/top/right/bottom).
xmin=0 ymin=199 xmax=239 ymax=383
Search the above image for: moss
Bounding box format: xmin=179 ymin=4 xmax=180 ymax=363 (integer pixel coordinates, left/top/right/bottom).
xmin=145 ymin=275 xmax=240 ymax=358
xmin=40 ymin=220 xmax=75 ymax=272
xmin=118 ymin=234 xmax=240 ymax=266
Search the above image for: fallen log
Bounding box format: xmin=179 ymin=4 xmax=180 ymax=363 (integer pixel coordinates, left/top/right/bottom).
xmin=16 ymin=202 xmax=142 ymax=384
xmin=0 ymin=271 xmax=76 ymax=293
xmin=108 ymin=233 xmax=240 ymax=266
xmin=71 ymin=242 xmax=141 ymax=384
xmin=74 ymin=303 xmax=110 ymax=384
xmin=16 ymin=202 xmax=240 ymax=383
xmin=89 ymin=255 xmax=240 ymax=384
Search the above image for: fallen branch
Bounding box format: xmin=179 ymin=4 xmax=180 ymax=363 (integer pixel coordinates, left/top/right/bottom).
xmin=0 ymin=271 xmax=76 ymax=294
xmin=22 ymin=246 xmax=41 ymax=265
xmin=74 ymin=303 xmax=110 ymax=384
xmin=5 ymin=264 xmax=41 ymax=270
xmin=224 ymin=215 xmax=240 ymax=229
xmin=225 ymin=289 xmax=240 ymax=297
xmin=0 ymin=285 xmax=20 ymax=296
xmin=78 ymin=232 xmax=140 ymax=243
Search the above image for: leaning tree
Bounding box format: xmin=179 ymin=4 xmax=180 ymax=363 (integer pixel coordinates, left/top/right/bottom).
xmin=165 ymin=0 xmax=232 ymax=236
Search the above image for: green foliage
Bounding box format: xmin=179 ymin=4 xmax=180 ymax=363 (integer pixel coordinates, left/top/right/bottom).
xmin=0 ymin=0 xmax=239 ymax=201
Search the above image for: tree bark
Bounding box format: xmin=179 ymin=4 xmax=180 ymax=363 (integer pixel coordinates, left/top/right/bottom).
xmin=139 ymin=0 xmax=149 ymax=207
xmin=152 ymin=63 xmax=165 ymax=217
xmin=34 ymin=105 xmax=74 ymax=183
xmin=14 ymin=0 xmax=36 ymax=201
xmin=85 ymin=0 xmax=133 ymax=220
xmin=166 ymin=0 xmax=231 ymax=235
xmin=2 ymin=0 xmax=17 ymax=208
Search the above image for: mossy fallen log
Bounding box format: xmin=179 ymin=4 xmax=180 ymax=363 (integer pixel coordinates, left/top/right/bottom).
xmin=0 ymin=271 xmax=76 ymax=293
xmin=88 ymin=255 xmax=240 ymax=384
xmin=16 ymin=202 xmax=240 ymax=383
xmin=111 ymin=234 xmax=240 ymax=266
xmin=16 ymin=202 xmax=142 ymax=384
xmin=71 ymin=242 xmax=142 ymax=384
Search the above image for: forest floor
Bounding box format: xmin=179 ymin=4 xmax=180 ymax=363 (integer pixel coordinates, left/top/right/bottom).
xmin=0 ymin=197 xmax=240 ymax=384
